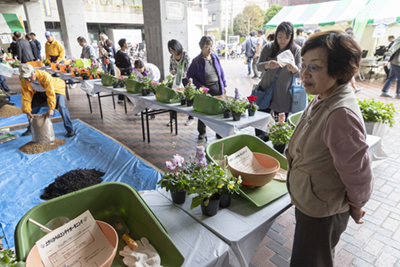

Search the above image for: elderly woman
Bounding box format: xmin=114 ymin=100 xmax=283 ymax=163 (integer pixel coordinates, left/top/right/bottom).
xmin=255 ymin=21 xmax=301 ymax=140
xmin=287 ymin=31 xmax=373 ymax=267
xmin=187 ymin=36 xmax=227 ymax=140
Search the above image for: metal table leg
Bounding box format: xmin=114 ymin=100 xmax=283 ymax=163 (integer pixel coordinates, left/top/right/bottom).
xmin=112 ymin=92 xmax=116 ymax=109
xmin=141 ymin=111 xmax=145 ymax=142
xmin=86 ymin=93 xmax=92 ymax=113
xmin=98 ymin=92 xmax=103 ymax=119
xmin=146 ymin=108 xmax=150 ymax=143
xmin=124 ymin=96 xmax=127 ymax=114
xmin=65 ymin=84 xmax=70 ymax=101
xmin=174 ymin=111 xmax=178 ymax=135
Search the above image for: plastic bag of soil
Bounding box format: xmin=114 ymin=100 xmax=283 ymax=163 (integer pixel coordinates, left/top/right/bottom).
xmin=31 ymin=113 xmax=55 ymax=145
xmin=0 ymin=130 xmax=19 ymax=144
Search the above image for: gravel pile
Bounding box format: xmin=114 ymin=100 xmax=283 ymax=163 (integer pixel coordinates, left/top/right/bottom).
xmin=19 ymin=138 xmax=66 ymax=154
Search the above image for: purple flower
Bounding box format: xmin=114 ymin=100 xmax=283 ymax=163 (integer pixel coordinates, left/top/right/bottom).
xmin=131 ymin=67 xmax=134 ymax=72
xmin=195 ymin=146 xmax=207 ymax=168
xmin=235 ymin=88 xmax=239 ymax=99
xmin=143 ymin=71 xmax=148 ymax=77
xmin=166 ymin=161 xmax=176 ymax=171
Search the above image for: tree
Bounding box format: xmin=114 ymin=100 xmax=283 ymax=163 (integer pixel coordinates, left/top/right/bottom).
xmin=221 ymin=28 xmax=233 ymax=41
xmin=233 ymin=3 xmax=264 ymax=36
xmin=264 ymin=4 xmax=283 ymax=24
xmin=209 ymin=29 xmax=221 ymax=41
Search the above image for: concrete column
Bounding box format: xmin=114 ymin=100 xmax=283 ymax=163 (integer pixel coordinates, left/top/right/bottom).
xmin=23 ymin=1 xmax=47 ymax=60
xmin=56 ymin=0 xmax=88 ymax=59
xmin=142 ymin=0 xmax=189 ymax=80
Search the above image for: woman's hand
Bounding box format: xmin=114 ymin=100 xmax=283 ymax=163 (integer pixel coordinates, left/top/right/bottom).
xmin=224 ymin=88 xmax=227 ymax=95
xmin=287 ymin=63 xmax=298 ymax=74
xmin=265 ymin=60 xmax=280 ymax=70
xmin=350 ymin=206 xmax=366 ymax=224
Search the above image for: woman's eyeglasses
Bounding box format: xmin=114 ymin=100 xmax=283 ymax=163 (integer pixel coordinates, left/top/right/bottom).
xmin=301 ymin=63 xmax=325 ymax=73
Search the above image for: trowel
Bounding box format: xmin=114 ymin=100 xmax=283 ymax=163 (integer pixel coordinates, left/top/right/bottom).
xmin=111 ymin=216 xmax=138 ymax=251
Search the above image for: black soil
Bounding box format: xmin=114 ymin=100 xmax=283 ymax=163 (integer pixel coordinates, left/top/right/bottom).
xmin=40 ymin=168 xmax=105 ymax=200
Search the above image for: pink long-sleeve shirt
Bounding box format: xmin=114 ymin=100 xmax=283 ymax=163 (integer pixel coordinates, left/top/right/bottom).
xmin=308 ymin=97 xmax=374 ymax=210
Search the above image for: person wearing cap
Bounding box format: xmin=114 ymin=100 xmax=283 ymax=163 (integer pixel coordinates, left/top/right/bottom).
xmin=19 ymin=64 xmax=75 ymax=137
xmin=44 ymin=31 xmax=65 ymax=64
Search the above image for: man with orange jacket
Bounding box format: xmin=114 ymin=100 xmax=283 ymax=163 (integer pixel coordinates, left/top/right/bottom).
xmin=19 ymin=64 xmax=74 ymax=137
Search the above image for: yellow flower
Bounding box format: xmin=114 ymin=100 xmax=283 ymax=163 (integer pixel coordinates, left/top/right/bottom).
xmin=218 ymin=184 xmax=223 ymax=188
xmin=228 ymin=184 xmax=234 ymax=190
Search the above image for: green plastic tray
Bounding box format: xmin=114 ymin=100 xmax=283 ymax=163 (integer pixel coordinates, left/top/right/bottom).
xmin=206 ymin=134 xmax=288 ymax=207
xmin=288 ymin=111 xmax=303 ymax=127
xmin=125 ymin=79 xmax=144 ymax=94
xmin=155 ymin=85 xmax=180 ymax=103
xmin=193 ymin=94 xmax=225 ymax=115
xmin=101 ymin=74 xmax=114 ymax=86
xmin=14 ymin=182 xmax=184 ymax=267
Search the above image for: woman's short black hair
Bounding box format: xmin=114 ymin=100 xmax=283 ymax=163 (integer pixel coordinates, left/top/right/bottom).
xmin=301 ymin=30 xmax=361 ymax=85
xmin=168 ymin=39 xmax=183 ymax=55
xmin=118 ymin=38 xmax=126 ymax=48
xmin=199 ymin=36 xmax=213 ymax=49
xmin=134 ymin=59 xmax=145 ymax=69
xmin=271 ymin=21 xmax=295 ymax=58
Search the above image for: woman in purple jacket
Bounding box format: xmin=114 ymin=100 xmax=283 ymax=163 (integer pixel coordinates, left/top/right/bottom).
xmin=187 ymin=36 xmax=227 ymax=140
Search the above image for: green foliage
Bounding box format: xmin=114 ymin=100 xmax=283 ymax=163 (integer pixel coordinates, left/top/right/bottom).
xmin=221 ymin=28 xmax=234 ymax=41
xmin=209 ymin=29 xmax=221 ymax=41
xmin=239 ymin=36 xmax=246 ymax=43
xmin=217 ymin=174 xmax=242 ymax=195
xmin=184 ymin=83 xmax=197 ymax=100
xmin=268 ymin=123 xmax=294 ymax=145
xmin=80 ymin=70 xmax=89 ymax=77
xmin=234 ymin=3 xmax=264 ymax=36
xmin=219 ymin=100 xmax=231 ymax=112
xmin=307 ymin=94 xmax=316 ymax=103
xmin=358 ymin=98 xmax=398 ymax=127
xmin=229 ymin=98 xmax=248 ymax=114
xmin=165 ymin=74 xmax=174 ymax=88
xmin=0 ymin=249 xmax=26 ymax=267
xmin=11 ymin=59 xmax=20 ymax=67
xmin=264 ymin=4 xmax=283 ymax=24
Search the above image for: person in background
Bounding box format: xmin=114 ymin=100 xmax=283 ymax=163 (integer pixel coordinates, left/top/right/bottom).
xmin=187 ymin=36 xmax=227 ymax=141
xmin=77 ymin=36 xmax=97 ymax=64
xmin=115 ymin=38 xmax=132 ymax=103
xmin=267 ymin=32 xmax=275 ymax=42
xmin=14 ymin=31 xmax=35 ymax=63
xmin=167 ymin=39 xmax=193 ymax=126
xmin=384 ymin=35 xmax=395 ymax=79
xmin=254 ymin=29 xmax=268 ymax=79
xmin=45 ymin=31 xmax=65 ymax=65
xmin=99 ymin=33 xmax=108 ymax=72
xmin=287 ymin=30 xmax=373 ymax=267
xmin=8 ymin=37 xmax=18 ymax=59
xmin=25 ymin=35 xmax=38 ymax=61
xmin=18 ymin=64 xmax=74 ymax=137
xmin=134 ymin=59 xmax=160 ymax=82
xmin=0 ymin=47 xmax=12 ymax=94
xmin=346 ymin=28 xmax=362 ymax=93
xmin=255 ymin=21 xmax=301 ymax=141
xmin=245 ymin=31 xmax=258 ymax=77
xmin=105 ymin=39 xmax=116 ymax=75
xmin=381 ymin=36 xmax=400 ymax=98
xmin=30 ymin=32 xmax=41 ymax=60
xmin=294 ymin=27 xmax=305 ymax=47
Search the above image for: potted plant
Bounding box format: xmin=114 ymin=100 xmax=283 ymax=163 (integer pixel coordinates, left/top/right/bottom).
xmin=268 ymin=113 xmax=293 ymax=154
xmin=89 ymin=63 xmax=99 ymax=79
xmin=217 ymin=173 xmax=242 ymax=208
xmin=358 ymin=98 xmax=398 ymax=137
xmin=247 ymin=95 xmax=259 ymax=116
xmin=184 ymin=79 xmax=197 ymax=106
xmin=118 ymin=76 xmax=125 ymax=87
xmin=65 ymin=65 xmax=71 ymax=73
xmin=80 ymin=70 xmax=89 ymax=80
xmin=228 ymin=88 xmax=248 ymax=121
xmin=157 ymin=154 xmax=191 ymax=204
xmin=188 ymin=146 xmax=227 ymax=216
xmin=69 ymin=58 xmax=77 ymax=68
xmin=178 ymin=90 xmax=186 ymax=105
xmin=56 ymin=64 xmax=60 ymax=71
xmin=219 ymin=100 xmax=231 ymax=118
xmin=43 ymin=58 xmax=49 ymax=67
xmin=112 ymin=77 xmax=119 ymax=88
xmin=73 ymin=68 xmax=80 ymax=77
xmin=165 ymin=74 xmax=174 ymax=88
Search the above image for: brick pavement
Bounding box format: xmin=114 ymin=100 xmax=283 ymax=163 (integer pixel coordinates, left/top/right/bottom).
xmin=5 ymin=60 xmax=400 ymax=266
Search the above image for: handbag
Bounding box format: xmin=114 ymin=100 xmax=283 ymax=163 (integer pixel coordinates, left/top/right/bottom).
xmin=251 ymin=67 xmax=282 ymax=109
xmin=290 ymin=78 xmax=308 ymax=113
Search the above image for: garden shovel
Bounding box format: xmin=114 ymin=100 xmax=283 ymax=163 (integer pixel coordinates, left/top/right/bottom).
xmin=111 ymin=216 xmax=138 ymax=251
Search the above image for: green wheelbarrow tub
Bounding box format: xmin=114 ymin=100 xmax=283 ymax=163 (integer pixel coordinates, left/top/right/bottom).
xmin=193 ymin=94 xmax=226 ymax=115
xmin=14 ymin=182 xmax=184 ymax=267
xmin=126 ymin=79 xmax=144 ymax=94
xmin=101 ymin=74 xmax=115 ymax=86
xmin=155 ymin=85 xmax=181 ymax=103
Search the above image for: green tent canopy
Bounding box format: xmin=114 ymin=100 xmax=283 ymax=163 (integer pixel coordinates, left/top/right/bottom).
xmin=265 ymin=0 xmax=369 ymax=29
xmin=364 ymin=0 xmax=400 ymax=25
xmin=0 ymin=13 xmax=25 ymax=34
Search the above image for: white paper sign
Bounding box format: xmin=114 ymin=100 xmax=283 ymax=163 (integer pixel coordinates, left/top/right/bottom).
xmin=166 ymin=1 xmax=184 ymax=20
xmin=372 ymin=23 xmax=387 ymax=38
xmin=228 ymin=146 xmax=277 ymax=174
xmin=36 ymin=210 xmax=114 ymax=267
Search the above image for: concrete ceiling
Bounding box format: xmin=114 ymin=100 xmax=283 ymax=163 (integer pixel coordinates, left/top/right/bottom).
xmin=0 ymin=0 xmax=39 ymax=4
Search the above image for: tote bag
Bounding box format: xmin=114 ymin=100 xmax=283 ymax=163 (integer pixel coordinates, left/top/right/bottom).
xmin=251 ymin=67 xmax=282 ymax=109
xmin=290 ymin=78 xmax=307 ymax=113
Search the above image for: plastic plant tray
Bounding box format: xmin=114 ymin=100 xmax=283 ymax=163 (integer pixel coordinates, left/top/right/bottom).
xmin=155 ymin=85 xmax=180 ymax=103
xmin=193 ymin=94 xmax=233 ymax=115
xmin=14 ymin=182 xmax=184 ymax=267
xmin=206 ymin=134 xmax=288 ymax=207
xmin=125 ymin=79 xmax=144 ymax=94
xmin=101 ymin=74 xmax=115 ymax=86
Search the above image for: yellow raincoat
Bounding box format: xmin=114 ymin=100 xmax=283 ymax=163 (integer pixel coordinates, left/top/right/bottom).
xmin=20 ymin=70 xmax=65 ymax=113
xmin=45 ymin=39 xmax=65 ymax=63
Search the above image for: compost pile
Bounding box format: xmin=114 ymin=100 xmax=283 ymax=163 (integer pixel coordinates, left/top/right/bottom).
xmin=40 ymin=168 xmax=105 ymax=200
xmin=0 ymin=98 xmax=22 ymax=118
xmin=19 ymin=138 xmax=66 ymax=154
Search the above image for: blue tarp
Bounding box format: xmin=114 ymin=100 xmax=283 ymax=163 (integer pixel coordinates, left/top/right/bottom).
xmin=0 ymin=94 xmax=61 ymax=128
xmin=0 ymin=120 xmax=162 ymax=248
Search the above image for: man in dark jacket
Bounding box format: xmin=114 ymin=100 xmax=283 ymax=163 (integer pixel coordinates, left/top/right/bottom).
xmin=25 ymin=35 xmax=38 ymax=61
xmin=30 ymin=32 xmax=41 ymax=60
xmin=245 ymin=31 xmax=258 ymax=77
xmin=8 ymin=37 xmax=18 ymax=59
xmin=14 ymin=31 xmax=35 ymax=63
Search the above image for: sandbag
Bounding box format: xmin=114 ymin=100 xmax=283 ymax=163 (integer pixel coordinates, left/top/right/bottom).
xmin=31 ymin=114 xmax=55 ymax=145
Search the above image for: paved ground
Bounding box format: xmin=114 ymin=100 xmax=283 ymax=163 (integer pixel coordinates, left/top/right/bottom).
xmin=5 ymin=58 xmax=400 ymax=266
